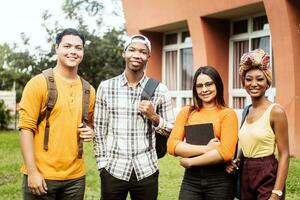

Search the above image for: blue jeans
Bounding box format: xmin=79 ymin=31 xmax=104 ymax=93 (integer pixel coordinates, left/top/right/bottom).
xmin=179 ymin=164 xmax=235 ymax=200
xmin=22 ymin=175 xmax=85 ymax=200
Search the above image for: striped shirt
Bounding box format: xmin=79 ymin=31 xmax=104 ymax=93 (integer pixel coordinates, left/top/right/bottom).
xmin=93 ymin=72 xmax=174 ymax=181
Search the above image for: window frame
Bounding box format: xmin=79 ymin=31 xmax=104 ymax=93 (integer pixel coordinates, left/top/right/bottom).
xmin=229 ymin=13 xmax=275 ymax=112
xmin=162 ymin=29 xmax=193 ymax=91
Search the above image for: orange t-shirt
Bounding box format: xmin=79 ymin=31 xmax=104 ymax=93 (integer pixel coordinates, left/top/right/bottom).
xmin=19 ymin=72 xmax=95 ymax=180
xmin=167 ymin=106 xmax=238 ymax=161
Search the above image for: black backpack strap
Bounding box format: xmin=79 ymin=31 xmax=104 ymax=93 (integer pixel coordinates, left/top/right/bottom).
xmin=240 ymin=104 xmax=251 ymax=128
xmin=234 ymin=104 xmax=252 ymax=159
xmin=141 ymin=79 xmax=160 ymax=101
xmin=141 ymin=78 xmax=160 ymax=151
xmin=38 ymin=68 xmax=57 ymax=150
xmin=78 ymin=77 xmax=91 ymax=159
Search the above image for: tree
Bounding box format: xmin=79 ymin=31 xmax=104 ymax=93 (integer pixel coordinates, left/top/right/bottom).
xmin=79 ymin=28 xmax=125 ymax=88
xmin=0 ymin=0 xmax=125 ymax=100
xmin=0 ymin=44 xmax=35 ymax=101
xmin=39 ymin=0 xmax=125 ymax=88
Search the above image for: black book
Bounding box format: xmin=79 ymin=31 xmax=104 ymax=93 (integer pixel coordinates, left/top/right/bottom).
xmin=184 ymin=123 xmax=214 ymax=145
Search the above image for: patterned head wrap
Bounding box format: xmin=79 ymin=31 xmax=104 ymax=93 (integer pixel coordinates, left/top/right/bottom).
xmin=239 ymin=49 xmax=272 ymax=86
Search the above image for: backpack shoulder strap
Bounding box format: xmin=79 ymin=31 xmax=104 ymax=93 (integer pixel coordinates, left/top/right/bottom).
xmin=43 ymin=68 xmax=58 ymax=108
xmin=240 ymin=104 xmax=251 ymax=127
xmin=38 ymin=68 xmax=57 ymax=150
xmin=235 ymin=104 xmax=252 ymax=159
xmin=78 ymin=77 xmax=91 ymax=159
xmin=80 ymin=77 xmax=91 ymax=124
xmin=142 ymin=78 xmax=160 ymax=151
xmin=141 ymin=78 xmax=160 ymax=101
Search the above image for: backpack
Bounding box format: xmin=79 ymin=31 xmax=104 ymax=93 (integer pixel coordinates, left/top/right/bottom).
xmin=37 ymin=68 xmax=91 ymax=159
xmin=141 ymin=78 xmax=169 ymax=159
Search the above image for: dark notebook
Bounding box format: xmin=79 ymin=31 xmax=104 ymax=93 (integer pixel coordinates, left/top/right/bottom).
xmin=184 ymin=123 xmax=214 ymax=145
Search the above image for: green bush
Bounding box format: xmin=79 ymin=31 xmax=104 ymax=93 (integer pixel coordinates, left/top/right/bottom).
xmin=0 ymin=100 xmax=13 ymax=129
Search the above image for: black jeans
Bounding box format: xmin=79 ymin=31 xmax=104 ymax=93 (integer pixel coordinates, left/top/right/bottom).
xmin=179 ymin=164 xmax=235 ymax=200
xmin=22 ymin=175 xmax=85 ymax=200
xmin=100 ymin=169 xmax=158 ymax=200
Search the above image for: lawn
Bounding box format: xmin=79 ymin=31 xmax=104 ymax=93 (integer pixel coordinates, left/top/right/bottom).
xmin=0 ymin=131 xmax=299 ymax=200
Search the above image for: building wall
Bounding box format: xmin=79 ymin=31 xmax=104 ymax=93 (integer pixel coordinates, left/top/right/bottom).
xmin=263 ymin=0 xmax=300 ymax=156
xmin=122 ymin=0 xmax=300 ymax=156
xmin=141 ymin=32 xmax=163 ymax=79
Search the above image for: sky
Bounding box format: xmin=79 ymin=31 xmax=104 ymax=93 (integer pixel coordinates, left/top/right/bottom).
xmin=0 ymin=0 xmax=125 ymax=51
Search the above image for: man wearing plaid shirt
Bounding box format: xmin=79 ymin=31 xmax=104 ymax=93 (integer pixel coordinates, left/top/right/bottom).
xmin=93 ymin=35 xmax=175 ymax=200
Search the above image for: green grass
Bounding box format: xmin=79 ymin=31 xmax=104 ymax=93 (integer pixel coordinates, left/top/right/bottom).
xmin=0 ymin=131 xmax=299 ymax=199
xmin=286 ymin=157 xmax=300 ymax=200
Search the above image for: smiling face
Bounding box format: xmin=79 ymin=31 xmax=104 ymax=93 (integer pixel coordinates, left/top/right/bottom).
xmin=195 ymin=73 xmax=217 ymax=107
xmin=55 ymin=34 xmax=84 ymax=69
xmin=122 ymin=42 xmax=150 ymax=73
xmin=244 ymin=68 xmax=268 ymax=98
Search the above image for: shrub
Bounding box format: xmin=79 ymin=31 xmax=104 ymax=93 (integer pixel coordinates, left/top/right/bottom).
xmin=0 ymin=100 xmax=13 ymax=129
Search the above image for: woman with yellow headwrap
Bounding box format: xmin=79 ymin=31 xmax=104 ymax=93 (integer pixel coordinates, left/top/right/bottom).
xmin=226 ymin=49 xmax=289 ymax=200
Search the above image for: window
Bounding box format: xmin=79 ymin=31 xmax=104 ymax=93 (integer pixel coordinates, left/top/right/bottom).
xmin=181 ymin=31 xmax=191 ymax=43
xmin=232 ymin=40 xmax=249 ymax=89
xmin=233 ymin=19 xmax=248 ymax=34
xmin=180 ymin=48 xmax=193 ymax=90
xmin=163 ymin=30 xmax=193 ymax=91
xmin=253 ymin=15 xmax=268 ymax=31
xmin=165 ymin=33 xmax=177 ymax=45
xmin=229 ymin=14 xmax=275 ymax=111
xmin=165 ymin=51 xmax=177 ymax=90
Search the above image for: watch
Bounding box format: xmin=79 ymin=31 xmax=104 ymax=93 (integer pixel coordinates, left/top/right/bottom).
xmin=272 ymin=189 xmax=283 ymax=197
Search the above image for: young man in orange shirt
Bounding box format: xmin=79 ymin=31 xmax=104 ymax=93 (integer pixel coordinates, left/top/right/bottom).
xmin=19 ymin=28 xmax=95 ymax=199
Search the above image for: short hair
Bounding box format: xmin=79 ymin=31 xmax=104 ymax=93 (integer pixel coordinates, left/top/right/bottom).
xmin=192 ymin=66 xmax=225 ymax=110
xmin=55 ymin=28 xmax=85 ymax=46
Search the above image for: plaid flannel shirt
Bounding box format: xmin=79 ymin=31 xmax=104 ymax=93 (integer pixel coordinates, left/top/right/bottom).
xmin=93 ymin=73 xmax=174 ymax=181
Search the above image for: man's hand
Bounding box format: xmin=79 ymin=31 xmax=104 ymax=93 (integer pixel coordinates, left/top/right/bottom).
xmin=20 ymin=129 xmax=47 ymax=195
xmin=138 ymin=100 xmax=159 ymax=126
xmin=78 ymin=123 xmax=95 ymax=142
xmin=27 ymin=171 xmax=47 ymax=195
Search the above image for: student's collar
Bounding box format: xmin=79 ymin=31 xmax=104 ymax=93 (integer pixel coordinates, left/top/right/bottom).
xmin=53 ymin=69 xmax=80 ymax=85
xmin=119 ymin=72 xmax=148 ymax=88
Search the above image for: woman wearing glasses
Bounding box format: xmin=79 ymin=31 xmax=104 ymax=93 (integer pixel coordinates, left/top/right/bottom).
xmin=167 ymin=66 xmax=238 ymax=200
xmin=226 ymin=49 xmax=289 ymax=200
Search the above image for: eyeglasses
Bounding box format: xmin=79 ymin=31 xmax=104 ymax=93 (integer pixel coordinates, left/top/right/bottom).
xmin=196 ymin=81 xmax=215 ymax=90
